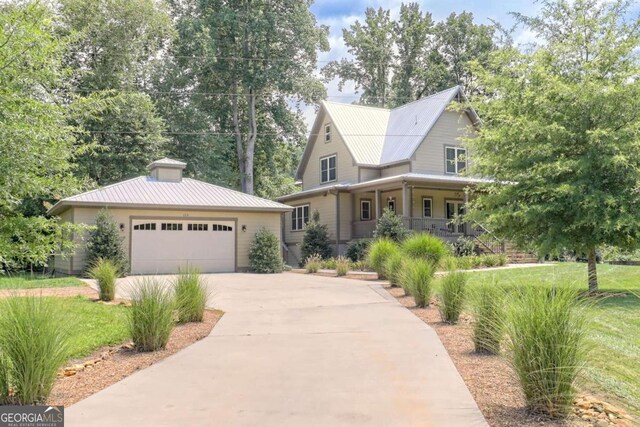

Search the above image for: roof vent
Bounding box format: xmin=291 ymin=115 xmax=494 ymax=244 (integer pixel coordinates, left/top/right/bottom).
xmin=147 ymin=158 xmax=187 ymax=182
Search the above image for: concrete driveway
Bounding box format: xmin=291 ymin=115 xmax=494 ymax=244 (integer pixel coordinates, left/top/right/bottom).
xmin=69 ymin=273 xmax=487 ymax=427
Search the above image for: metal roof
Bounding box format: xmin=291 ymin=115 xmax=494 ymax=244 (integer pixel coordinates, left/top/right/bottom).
xmin=48 ymin=176 xmax=292 ymax=215
xmin=147 ymin=158 xmax=187 ymax=169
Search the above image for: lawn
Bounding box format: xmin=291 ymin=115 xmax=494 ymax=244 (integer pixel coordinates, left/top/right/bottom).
xmin=466 ymin=262 xmax=640 ymax=417
xmin=0 ymin=273 xmax=84 ymax=290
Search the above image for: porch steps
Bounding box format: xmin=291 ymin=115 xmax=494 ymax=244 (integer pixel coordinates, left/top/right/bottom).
xmin=475 ymin=240 xmax=539 ymax=264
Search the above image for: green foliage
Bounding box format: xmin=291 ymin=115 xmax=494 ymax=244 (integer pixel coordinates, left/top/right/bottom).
xmin=301 ymin=210 xmax=332 ymax=262
xmin=249 ymin=228 xmax=284 ymax=273
xmin=373 ymin=208 xmax=409 ymax=242
xmin=335 ymin=256 xmax=349 ymax=277
xmin=601 ymin=246 xmax=640 ymax=263
xmin=304 ymin=254 xmax=322 ymax=274
xmin=345 ymin=239 xmax=370 ymax=262
xmin=367 ymin=238 xmax=399 ymax=279
xmin=173 ymin=267 xmax=208 ymax=323
xmin=85 ymin=209 xmax=128 ymax=271
xmin=399 ymin=259 xmax=435 ymax=307
xmin=438 ymin=271 xmax=468 ymax=323
xmin=128 ymin=278 xmax=174 ymax=352
xmin=470 ymin=284 xmax=505 ymax=354
xmin=0 ymin=297 xmax=69 ymax=404
xmin=401 ymin=234 xmax=451 ymax=266
xmin=453 ymin=236 xmax=476 ymax=257
xmin=505 ymin=286 xmax=589 ymax=418
xmin=88 ymin=258 xmax=119 ymax=301
xmin=384 ymin=251 xmax=404 ymax=286
xmin=466 ymin=0 xmax=640 ymax=292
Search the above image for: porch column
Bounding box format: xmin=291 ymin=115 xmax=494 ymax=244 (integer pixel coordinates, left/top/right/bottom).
xmin=375 ymin=189 xmax=381 ymax=219
xmin=402 ymin=181 xmax=409 ymax=218
xmin=463 ymin=188 xmax=469 ymax=235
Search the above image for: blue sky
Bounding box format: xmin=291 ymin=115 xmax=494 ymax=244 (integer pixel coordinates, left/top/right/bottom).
xmin=300 ymin=1 xmax=544 ymax=128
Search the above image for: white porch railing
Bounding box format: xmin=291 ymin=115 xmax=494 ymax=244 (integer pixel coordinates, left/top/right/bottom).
xmin=351 ymin=217 xmax=484 ymax=240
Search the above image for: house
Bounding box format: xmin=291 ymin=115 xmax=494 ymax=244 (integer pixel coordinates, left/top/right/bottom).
xmin=277 ymin=86 xmax=490 ymax=266
xmin=48 ymin=158 xmax=292 ymax=275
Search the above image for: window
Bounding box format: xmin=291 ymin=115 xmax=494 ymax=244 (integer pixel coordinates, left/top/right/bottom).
xmin=422 ymin=197 xmax=433 ymax=218
xmin=320 ymin=155 xmax=336 ymax=183
xmin=360 ymin=200 xmax=371 ymax=221
xmin=324 ymin=124 xmax=331 ymax=143
xmin=187 ymin=223 xmax=208 ymax=231
xmin=445 ymin=146 xmax=467 ymax=174
xmin=133 ymin=223 xmax=156 ymax=231
xmin=212 ymin=224 xmax=233 ymax=231
xmin=161 ymin=223 xmax=182 ymax=231
xmin=292 ymin=204 xmax=309 ymax=231
xmin=387 ymin=197 xmax=396 ymax=213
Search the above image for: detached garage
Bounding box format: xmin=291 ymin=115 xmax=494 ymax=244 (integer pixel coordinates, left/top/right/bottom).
xmin=49 ymin=158 xmax=292 ymax=275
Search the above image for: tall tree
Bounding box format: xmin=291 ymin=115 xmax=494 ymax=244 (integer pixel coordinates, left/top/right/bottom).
xmin=160 ymin=0 xmax=328 ymax=195
xmin=466 ymin=0 xmax=640 ymax=293
xmin=322 ymin=7 xmax=395 ymax=107
xmin=0 ymin=2 xmax=82 ymax=269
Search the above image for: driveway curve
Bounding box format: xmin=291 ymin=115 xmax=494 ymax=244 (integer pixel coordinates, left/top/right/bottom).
xmin=68 ymin=273 xmax=487 ymax=427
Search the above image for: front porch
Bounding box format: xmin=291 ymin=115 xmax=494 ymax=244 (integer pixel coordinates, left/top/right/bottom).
xmin=352 ymin=217 xmax=483 ymax=240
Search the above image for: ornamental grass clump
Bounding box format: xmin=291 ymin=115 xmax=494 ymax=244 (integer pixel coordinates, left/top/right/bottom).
xmin=401 ymin=234 xmax=450 ymax=266
xmin=383 ymin=251 xmax=403 ymax=286
xmin=367 ymin=238 xmax=398 ymax=279
xmin=129 ymin=278 xmax=174 ymax=352
xmin=0 ymin=297 xmax=69 ymax=404
xmin=335 ymin=256 xmax=349 ymax=276
xmin=438 ymin=270 xmax=468 ymax=324
xmin=304 ymin=254 xmax=322 ymax=273
xmin=399 ymin=259 xmax=435 ymax=307
xmin=505 ymin=286 xmax=589 ymax=418
xmin=88 ymin=258 xmax=119 ymax=301
xmin=173 ymin=267 xmax=209 ymax=323
xmin=470 ymin=283 xmax=505 ymax=355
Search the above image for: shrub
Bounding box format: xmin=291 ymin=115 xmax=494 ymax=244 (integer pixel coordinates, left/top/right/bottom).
xmin=401 ymin=234 xmax=450 ymax=266
xmin=345 ymin=239 xmax=370 ymax=262
xmin=497 ymin=254 xmax=508 ymax=266
xmin=470 ymin=283 xmax=505 ymax=354
xmin=321 ymin=258 xmax=337 ymax=269
xmin=129 ymin=278 xmax=174 ymax=351
xmin=85 ymin=209 xmax=127 ymax=272
xmin=505 ymin=286 xmax=589 ymax=418
xmin=351 ymin=260 xmax=369 ymax=271
xmin=248 ymin=228 xmax=283 ymax=273
xmin=367 ymin=238 xmax=398 ymax=279
xmin=470 ymin=255 xmax=484 ymax=268
xmin=301 ymin=210 xmax=332 ymax=263
xmin=335 ymin=256 xmax=349 ymax=276
xmin=453 ymin=236 xmax=476 ymax=257
xmin=304 ymin=254 xmax=322 ymax=273
xmin=384 ymin=251 xmax=403 ymax=286
xmin=88 ymin=258 xmax=119 ymax=301
xmin=399 ymin=259 xmax=435 ymax=307
xmin=0 ymin=297 xmax=69 ymax=404
xmin=373 ymin=208 xmax=408 ymax=242
xmin=173 ymin=267 xmax=208 ymax=323
xmin=438 ymin=271 xmax=467 ymax=323
xmin=453 ymin=256 xmax=472 ymax=270
xmin=482 ymin=254 xmax=498 ymax=267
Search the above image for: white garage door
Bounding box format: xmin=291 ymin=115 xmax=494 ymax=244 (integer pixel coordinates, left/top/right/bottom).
xmin=130 ymin=219 xmax=235 ymax=274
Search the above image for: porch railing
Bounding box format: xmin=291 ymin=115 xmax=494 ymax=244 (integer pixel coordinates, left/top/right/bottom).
xmin=351 ymin=217 xmax=484 ymax=240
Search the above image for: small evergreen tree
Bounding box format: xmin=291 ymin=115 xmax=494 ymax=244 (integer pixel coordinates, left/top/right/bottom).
xmin=248 ymin=228 xmax=283 ymax=273
xmin=373 ymin=208 xmax=409 ymax=242
xmin=301 ymin=210 xmax=332 ymax=263
xmin=85 ymin=209 xmax=127 ymax=272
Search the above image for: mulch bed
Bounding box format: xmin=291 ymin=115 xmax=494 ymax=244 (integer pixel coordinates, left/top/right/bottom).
xmin=48 ymin=309 xmax=223 ymax=407
xmin=383 ymin=284 xmax=633 ymax=427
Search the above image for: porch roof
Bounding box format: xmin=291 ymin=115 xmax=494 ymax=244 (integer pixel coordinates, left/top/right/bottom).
xmin=276 ymin=173 xmax=493 ymax=202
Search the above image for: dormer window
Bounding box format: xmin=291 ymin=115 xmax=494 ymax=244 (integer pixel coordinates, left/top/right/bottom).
xmin=324 ymin=124 xmax=331 ymax=143
xmin=320 ymin=155 xmax=336 ymax=183
xmin=445 ymin=146 xmax=467 ymax=174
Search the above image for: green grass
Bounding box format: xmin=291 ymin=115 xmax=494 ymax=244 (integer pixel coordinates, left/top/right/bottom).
xmin=0 ymin=274 xmax=83 ymax=290
xmin=467 ymin=262 xmax=640 ymax=418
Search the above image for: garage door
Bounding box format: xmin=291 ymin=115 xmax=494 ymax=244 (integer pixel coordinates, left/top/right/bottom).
xmin=130 ymin=219 xmax=235 ymax=274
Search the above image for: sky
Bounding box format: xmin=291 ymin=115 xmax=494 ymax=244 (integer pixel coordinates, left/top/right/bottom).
xmin=299 ymin=0 xmax=544 ymax=129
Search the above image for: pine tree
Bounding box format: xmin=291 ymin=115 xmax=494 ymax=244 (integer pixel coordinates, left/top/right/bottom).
xmin=85 ymin=209 xmax=127 ymax=271
xmin=301 ymin=210 xmax=332 ymax=263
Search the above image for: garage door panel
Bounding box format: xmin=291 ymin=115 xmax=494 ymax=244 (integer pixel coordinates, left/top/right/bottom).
xmin=131 ymin=220 xmax=235 ymax=274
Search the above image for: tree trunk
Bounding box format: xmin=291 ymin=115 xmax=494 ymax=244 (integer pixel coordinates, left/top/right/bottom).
xmin=244 ymin=88 xmax=256 ymax=195
xmin=587 ymin=247 xmax=598 ymax=295
xmin=231 ymin=86 xmax=247 ymax=192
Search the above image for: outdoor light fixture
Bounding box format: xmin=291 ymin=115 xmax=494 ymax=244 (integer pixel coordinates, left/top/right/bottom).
xmin=242 ymin=225 xmax=247 ymax=232
xmin=119 ymin=223 xmax=125 ymax=232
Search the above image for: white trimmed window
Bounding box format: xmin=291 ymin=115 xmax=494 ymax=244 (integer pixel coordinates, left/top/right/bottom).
xmin=320 ymin=155 xmax=336 ymax=183
xmin=360 ymin=200 xmax=371 ymax=221
xmin=292 ymin=204 xmax=310 ymax=231
xmin=324 ymin=124 xmax=331 ymax=143
xmin=445 ymin=146 xmax=467 ymax=174
xmin=422 ymin=197 xmax=433 ymax=218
